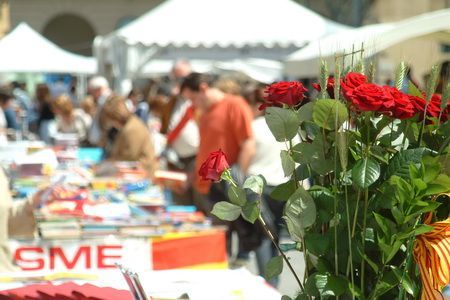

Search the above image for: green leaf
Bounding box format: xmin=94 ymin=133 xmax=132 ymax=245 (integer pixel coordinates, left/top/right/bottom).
xmin=297 ymin=101 xmax=314 ymax=123
xmin=283 ymin=216 xmax=303 ymax=242
xmin=315 ymin=258 xmax=332 ymax=273
xmin=281 ymin=296 xmax=292 ymax=300
xmin=369 ymin=275 xmax=397 ymax=299
xmin=404 ymin=201 xmax=441 ymax=223
xmin=303 ymin=121 xmax=320 ymax=140
xmin=294 ymin=294 xmax=309 ymax=300
xmin=390 ymin=176 xmax=414 ymax=206
xmin=329 ymin=214 xmax=341 ymax=227
xmin=309 ymin=273 xmax=348 ymax=297
xmin=243 ymin=175 xmax=265 ymax=195
xmin=305 ymin=233 xmax=331 ymax=256
xmin=396 ymin=224 xmax=434 ymax=240
xmin=352 ymin=157 xmax=380 ymax=188
xmin=385 ymin=239 xmax=402 ymax=264
xmin=264 ymin=255 xmax=283 ymax=280
xmin=227 ymin=185 xmax=246 ymax=207
xmin=284 ymin=186 xmax=317 ymax=240
xmin=281 ymin=150 xmax=295 ymax=176
xmin=401 ymin=275 xmax=416 ymax=296
xmin=422 ymin=157 xmax=441 ymax=183
xmin=323 ymin=275 xmax=348 ymax=297
xmin=408 ymin=80 xmax=423 ymax=97
xmin=286 ymin=186 xmax=317 ymax=228
xmin=391 ymin=267 xmax=418 ymax=297
xmin=295 ymin=164 xmax=313 ymax=180
xmin=356 ymin=246 xmax=379 ymax=274
xmin=291 ymin=142 xmax=319 ymax=164
xmin=391 ymin=206 xmax=405 ymax=224
xmin=386 ymin=148 xmax=432 ymax=179
xmin=373 ymin=213 xmax=391 ymax=238
xmin=412 ymin=178 xmax=427 ymax=194
xmin=270 ymin=180 xmax=296 ymax=201
xmin=265 ymin=107 xmax=300 ymax=142
xmin=311 ymin=158 xmax=335 ymax=176
xmin=211 ymin=201 xmax=241 ymax=221
xmin=312 ymin=99 xmax=348 ymax=130
xmin=423 ymin=174 xmax=450 ymax=196
xmin=241 ymin=201 xmax=259 ymax=223
xmin=349 ymin=282 xmax=362 ymax=298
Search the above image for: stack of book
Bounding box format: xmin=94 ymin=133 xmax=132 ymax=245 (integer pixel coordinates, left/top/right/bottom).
xmin=38 ymin=219 xmax=81 ymax=239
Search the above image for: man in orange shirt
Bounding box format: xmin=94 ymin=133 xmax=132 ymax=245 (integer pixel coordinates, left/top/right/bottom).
xmin=181 ymin=73 xmax=255 ymax=208
xmin=181 ymin=72 xmax=258 ymax=260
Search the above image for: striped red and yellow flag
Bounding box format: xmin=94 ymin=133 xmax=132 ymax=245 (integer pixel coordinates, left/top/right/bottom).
xmin=151 ymin=229 xmax=228 ymax=270
xmin=414 ymin=201 xmax=450 ymax=300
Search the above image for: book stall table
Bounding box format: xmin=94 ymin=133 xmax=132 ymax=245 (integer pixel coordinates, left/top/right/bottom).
xmin=1 ymin=144 xmax=259 ymax=299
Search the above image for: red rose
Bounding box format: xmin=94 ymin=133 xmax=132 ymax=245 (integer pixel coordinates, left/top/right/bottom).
xmin=429 ymin=94 xmax=446 ymax=121
xmin=383 ymin=86 xmax=415 ymax=119
xmin=312 ymin=77 xmax=335 ymax=98
xmin=198 ymin=149 xmax=230 ymax=181
xmin=260 ymin=81 xmax=307 ymax=109
xmin=348 ymin=83 xmax=394 ymax=112
xmin=409 ymin=94 xmax=444 ymax=120
xmin=341 ymin=72 xmax=367 ymax=100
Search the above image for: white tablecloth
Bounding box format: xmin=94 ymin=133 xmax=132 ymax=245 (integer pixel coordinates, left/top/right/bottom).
xmin=0 ymin=268 xmax=281 ymax=300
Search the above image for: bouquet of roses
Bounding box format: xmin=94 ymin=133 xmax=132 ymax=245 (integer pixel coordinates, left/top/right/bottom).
xmin=200 ymin=60 xmax=450 ymax=299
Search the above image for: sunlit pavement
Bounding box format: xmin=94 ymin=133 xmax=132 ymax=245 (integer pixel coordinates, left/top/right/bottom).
xmin=236 ymin=237 xmax=305 ymax=298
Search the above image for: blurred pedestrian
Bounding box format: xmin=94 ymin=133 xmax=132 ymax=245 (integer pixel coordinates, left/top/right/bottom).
xmin=35 ymin=84 xmax=56 ymax=144
xmin=159 ymin=61 xmax=200 ymax=205
xmin=100 ymin=95 xmax=158 ymax=178
xmin=52 ymin=94 xmax=89 ymax=144
xmin=181 ymin=72 xmax=257 ymax=259
xmin=0 ymin=87 xmax=12 ymax=145
xmin=87 ymin=76 xmax=112 ymax=146
xmin=79 ymin=95 xmax=95 ymax=129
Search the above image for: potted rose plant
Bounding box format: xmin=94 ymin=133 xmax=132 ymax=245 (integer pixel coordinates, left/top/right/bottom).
xmin=199 ymin=59 xmax=450 ymax=299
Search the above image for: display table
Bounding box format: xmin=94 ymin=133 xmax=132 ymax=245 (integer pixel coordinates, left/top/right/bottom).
xmin=0 ymin=268 xmax=281 ymax=299
xmin=9 ymin=229 xmax=227 ymax=272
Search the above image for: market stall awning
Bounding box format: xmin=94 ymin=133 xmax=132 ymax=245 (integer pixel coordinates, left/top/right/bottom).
xmin=105 ymin=0 xmax=349 ymax=49
xmin=94 ymin=0 xmax=349 ymax=92
xmin=0 ymin=23 xmax=97 ymax=74
xmin=284 ymin=9 xmax=450 ymax=78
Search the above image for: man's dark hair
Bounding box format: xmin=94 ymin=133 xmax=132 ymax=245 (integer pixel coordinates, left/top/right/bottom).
xmin=0 ymin=86 xmax=12 ymax=104
xmin=180 ymin=72 xmax=215 ymax=92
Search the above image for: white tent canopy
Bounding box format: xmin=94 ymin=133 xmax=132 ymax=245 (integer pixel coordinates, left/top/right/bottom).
xmin=94 ymin=0 xmax=349 ymax=91
xmin=141 ymin=58 xmax=284 ymax=83
xmin=108 ymin=0 xmax=347 ymax=48
xmin=284 ymin=9 xmax=450 ymax=78
xmin=0 ymin=23 xmax=96 ymax=74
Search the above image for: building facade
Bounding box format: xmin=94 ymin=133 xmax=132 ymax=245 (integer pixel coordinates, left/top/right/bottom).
xmin=8 ymin=0 xmax=162 ymax=56
xmin=4 ymin=0 xmax=450 ymax=85
xmin=368 ymin=0 xmax=450 ymax=85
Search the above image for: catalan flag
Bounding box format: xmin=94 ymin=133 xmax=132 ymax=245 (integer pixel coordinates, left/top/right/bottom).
xmin=414 ymin=211 xmax=450 ymax=300
xmin=151 ymin=229 xmax=228 ymax=270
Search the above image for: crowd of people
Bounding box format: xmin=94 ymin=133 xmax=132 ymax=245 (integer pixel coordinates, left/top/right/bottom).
xmin=0 ymin=60 xmax=295 ymax=279
xmin=0 ymin=59 xmax=448 ymax=280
